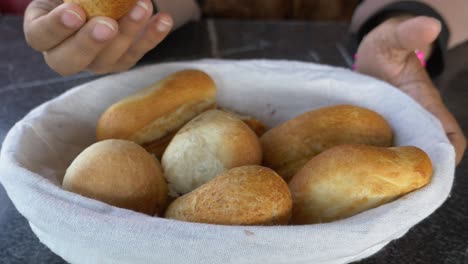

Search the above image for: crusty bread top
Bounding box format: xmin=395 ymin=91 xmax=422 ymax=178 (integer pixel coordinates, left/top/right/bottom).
xmin=96 ymin=70 xmax=217 ymax=144
xmin=64 ymin=0 xmax=138 ymax=20
xmin=164 ymin=165 xmax=292 ymax=225
xmin=162 ymin=109 xmax=263 ymax=195
xmin=261 ymin=104 xmax=393 ymax=180
xmin=62 ymin=139 xmax=167 ymax=215
xmin=289 ymin=144 xmax=432 ymax=224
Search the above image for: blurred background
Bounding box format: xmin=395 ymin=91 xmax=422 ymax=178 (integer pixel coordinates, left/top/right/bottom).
xmin=1 ymin=0 xmax=360 ymax=21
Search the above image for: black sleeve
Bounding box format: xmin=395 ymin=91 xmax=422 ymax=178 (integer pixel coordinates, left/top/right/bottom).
xmin=351 ymin=1 xmax=450 ymax=78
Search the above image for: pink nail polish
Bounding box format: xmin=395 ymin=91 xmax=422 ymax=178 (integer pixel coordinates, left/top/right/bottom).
xmin=62 ymin=10 xmax=83 ymax=29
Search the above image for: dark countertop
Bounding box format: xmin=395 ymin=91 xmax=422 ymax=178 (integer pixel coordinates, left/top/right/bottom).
xmin=0 ymin=15 xmax=467 ymax=264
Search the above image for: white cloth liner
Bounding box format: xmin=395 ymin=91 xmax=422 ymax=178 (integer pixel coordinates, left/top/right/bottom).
xmin=0 ymin=60 xmax=455 ymax=264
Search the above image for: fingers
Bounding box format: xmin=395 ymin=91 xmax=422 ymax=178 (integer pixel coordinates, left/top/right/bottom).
xmin=112 ymin=13 xmax=173 ymax=72
xmin=395 ymin=16 xmax=441 ymax=52
xmin=426 ymin=102 xmax=467 ymax=165
xmin=24 ymin=2 xmax=86 ymax=51
xmin=44 ymin=17 xmax=119 ymax=76
xmin=87 ymin=0 xmax=153 ymax=73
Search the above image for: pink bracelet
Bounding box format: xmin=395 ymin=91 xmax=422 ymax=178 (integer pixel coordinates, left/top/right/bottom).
xmin=353 ymin=50 xmax=426 ymax=70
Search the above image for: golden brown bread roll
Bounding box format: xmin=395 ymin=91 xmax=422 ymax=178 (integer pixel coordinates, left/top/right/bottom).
xmin=162 ymin=109 xmax=262 ymax=195
xmin=164 ymin=165 xmax=292 ymax=225
xmin=63 ymin=139 xmax=168 ymax=215
xmin=96 ymin=70 xmax=217 ymax=159
xmin=289 ymin=144 xmax=433 ymax=224
xmin=218 ymin=107 xmax=266 ymax=137
xmin=64 ymin=0 xmax=138 ymax=20
xmin=261 ymin=104 xmax=393 ymax=181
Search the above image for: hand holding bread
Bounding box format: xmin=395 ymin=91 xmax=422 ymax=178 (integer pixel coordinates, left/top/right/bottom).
xmin=63 ymin=69 xmax=433 ymax=227
xmin=24 ymin=0 xmax=173 ymax=76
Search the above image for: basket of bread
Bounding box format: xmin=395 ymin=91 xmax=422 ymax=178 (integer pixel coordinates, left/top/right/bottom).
xmin=0 ymin=60 xmax=455 ymax=264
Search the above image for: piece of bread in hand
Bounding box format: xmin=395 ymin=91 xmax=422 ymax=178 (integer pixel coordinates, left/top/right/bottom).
xmin=64 ymin=0 xmax=138 ymax=20
xmin=289 ymin=144 xmax=433 ymax=224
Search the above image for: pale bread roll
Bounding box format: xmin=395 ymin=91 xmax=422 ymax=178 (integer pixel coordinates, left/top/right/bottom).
xmin=63 ymin=139 xmax=168 ymax=215
xmin=261 ymin=104 xmax=393 ymax=181
xmin=96 ymin=70 xmax=217 ymax=158
xmin=164 ymin=165 xmax=292 ymax=225
xmin=289 ymin=144 xmax=433 ymax=224
xmin=162 ymin=109 xmax=262 ymax=195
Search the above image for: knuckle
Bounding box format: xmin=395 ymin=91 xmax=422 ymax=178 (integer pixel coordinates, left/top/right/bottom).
xmin=113 ymin=61 xmax=136 ymax=73
xmin=72 ymin=35 xmax=92 ymax=55
xmin=88 ymin=66 xmax=112 ymax=75
xmin=125 ymin=49 xmax=140 ymax=63
xmin=44 ymin=52 xmax=77 ymax=76
xmin=142 ymin=36 xmax=158 ymax=50
xmin=44 ymin=59 xmax=69 ymax=76
xmin=23 ymin=27 xmax=41 ymax=51
xmin=86 ymin=62 xmax=113 ymax=75
xmin=129 ymin=38 xmax=155 ymax=60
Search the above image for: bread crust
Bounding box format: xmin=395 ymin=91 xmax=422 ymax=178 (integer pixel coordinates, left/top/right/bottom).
xmin=63 ymin=140 xmax=168 ymax=215
xmin=64 ymin=0 xmax=138 ymax=20
xmin=96 ymin=70 xmax=217 ymax=157
xmin=164 ymin=165 xmax=292 ymax=225
xmin=162 ymin=110 xmax=263 ymax=195
xmin=289 ymin=144 xmax=433 ymax=224
xmin=261 ymin=105 xmax=393 ymax=181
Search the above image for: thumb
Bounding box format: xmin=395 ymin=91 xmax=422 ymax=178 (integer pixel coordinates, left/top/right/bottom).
xmin=369 ymin=16 xmax=442 ymax=66
xmin=392 ymin=16 xmax=441 ymax=58
xmin=356 ymin=16 xmax=441 ymax=84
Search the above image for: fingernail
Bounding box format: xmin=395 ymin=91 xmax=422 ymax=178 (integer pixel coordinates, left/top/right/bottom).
xmin=92 ymin=20 xmax=116 ymax=41
xmin=156 ymin=17 xmax=172 ymax=32
xmin=62 ymin=9 xmax=83 ymax=29
xmin=130 ymin=1 xmax=148 ymax=21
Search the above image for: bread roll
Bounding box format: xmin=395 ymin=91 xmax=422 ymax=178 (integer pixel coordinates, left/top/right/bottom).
xmin=219 ymin=107 xmax=266 ymax=136
xmin=63 ymin=139 xmax=168 ymax=215
xmin=289 ymin=144 xmax=433 ymax=224
xmin=96 ymin=70 xmax=217 ymax=158
xmin=165 ymin=165 xmax=292 ymax=225
xmin=261 ymin=104 xmax=393 ymax=181
xmin=162 ymin=109 xmax=262 ymax=195
xmin=64 ymin=0 xmax=138 ymax=20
